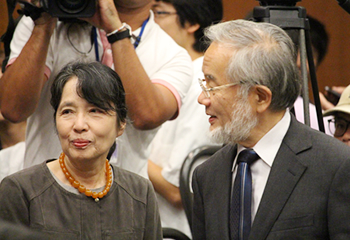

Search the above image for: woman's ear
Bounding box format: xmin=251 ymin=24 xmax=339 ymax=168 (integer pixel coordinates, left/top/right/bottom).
xmin=117 ymin=121 xmax=126 ymax=137
xmin=253 ymin=85 xmax=272 ymax=113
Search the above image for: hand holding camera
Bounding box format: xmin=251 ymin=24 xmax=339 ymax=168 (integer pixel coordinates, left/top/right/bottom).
xmin=82 ymin=0 xmax=123 ymax=34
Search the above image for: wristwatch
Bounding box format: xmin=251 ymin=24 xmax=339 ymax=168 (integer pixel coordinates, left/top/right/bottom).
xmin=106 ymin=23 xmax=132 ymax=44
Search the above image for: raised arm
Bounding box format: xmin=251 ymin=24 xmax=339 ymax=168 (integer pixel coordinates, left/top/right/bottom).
xmin=0 ymin=13 xmax=56 ymax=123
xmin=89 ymin=0 xmax=181 ymax=130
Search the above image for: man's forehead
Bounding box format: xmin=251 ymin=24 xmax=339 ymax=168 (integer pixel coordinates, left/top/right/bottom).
xmin=202 ymin=43 xmax=232 ymax=73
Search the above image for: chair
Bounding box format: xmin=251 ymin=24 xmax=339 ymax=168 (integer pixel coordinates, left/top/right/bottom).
xmin=179 ymin=145 xmax=222 ymax=231
xmin=162 ymin=227 xmax=191 ymax=240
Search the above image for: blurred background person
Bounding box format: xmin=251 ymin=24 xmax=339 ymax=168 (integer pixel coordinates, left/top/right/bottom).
xmin=323 ymin=84 xmax=350 ymax=146
xmin=0 ymin=61 xmax=162 ymax=239
xmin=148 ymin=0 xmax=223 ymax=237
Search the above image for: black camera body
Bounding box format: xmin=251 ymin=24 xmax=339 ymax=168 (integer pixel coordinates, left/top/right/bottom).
xmin=258 ymin=0 xmax=301 ymax=6
xmin=40 ymin=0 xmax=96 ymax=18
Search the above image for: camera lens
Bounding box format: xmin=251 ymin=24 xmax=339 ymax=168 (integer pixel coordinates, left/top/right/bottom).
xmin=57 ymin=0 xmax=88 ymax=14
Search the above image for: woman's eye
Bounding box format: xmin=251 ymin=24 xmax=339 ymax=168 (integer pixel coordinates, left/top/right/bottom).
xmin=90 ymin=108 xmax=104 ymax=114
xmin=61 ymin=109 xmax=72 ymax=115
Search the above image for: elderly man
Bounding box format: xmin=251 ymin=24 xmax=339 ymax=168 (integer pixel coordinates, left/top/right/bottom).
xmin=192 ymin=19 xmax=350 ymax=240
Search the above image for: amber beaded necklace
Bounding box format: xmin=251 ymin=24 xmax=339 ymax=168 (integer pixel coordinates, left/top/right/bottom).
xmin=59 ymin=152 xmax=112 ymax=202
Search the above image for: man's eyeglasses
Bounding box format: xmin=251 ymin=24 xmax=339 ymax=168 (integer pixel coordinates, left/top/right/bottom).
xmin=328 ymin=117 xmax=350 ymax=137
xmin=152 ymin=10 xmax=177 ymax=18
xmin=198 ymin=78 xmax=240 ymax=98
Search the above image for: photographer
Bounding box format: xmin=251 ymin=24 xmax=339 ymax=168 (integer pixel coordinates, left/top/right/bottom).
xmin=0 ymin=0 xmax=192 ymax=178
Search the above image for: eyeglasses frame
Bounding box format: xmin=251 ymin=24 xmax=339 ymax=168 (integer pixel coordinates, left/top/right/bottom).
xmin=328 ymin=117 xmax=350 ymax=137
xmin=198 ymin=78 xmax=240 ymax=98
xmin=152 ymin=10 xmax=177 ymax=18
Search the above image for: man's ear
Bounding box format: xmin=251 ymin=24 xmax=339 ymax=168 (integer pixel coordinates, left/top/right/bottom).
xmin=253 ymin=85 xmax=272 ymax=113
xmin=185 ymin=23 xmax=200 ymax=34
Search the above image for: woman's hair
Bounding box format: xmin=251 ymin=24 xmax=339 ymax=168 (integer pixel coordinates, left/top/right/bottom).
xmin=50 ymin=61 xmax=127 ymax=127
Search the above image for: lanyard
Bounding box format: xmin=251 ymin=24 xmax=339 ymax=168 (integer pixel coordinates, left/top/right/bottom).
xmin=94 ymin=18 xmax=149 ymax=61
xmin=133 ymin=18 xmax=149 ymax=49
xmin=93 ymin=26 xmax=99 ymax=62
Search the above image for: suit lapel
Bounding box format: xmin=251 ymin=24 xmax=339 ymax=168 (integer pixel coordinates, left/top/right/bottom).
xmin=210 ymin=144 xmax=237 ymax=238
xmin=249 ymin=116 xmax=311 ymax=240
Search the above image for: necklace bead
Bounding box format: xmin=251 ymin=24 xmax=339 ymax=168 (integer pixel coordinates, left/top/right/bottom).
xmin=59 ymin=152 xmax=112 ymax=201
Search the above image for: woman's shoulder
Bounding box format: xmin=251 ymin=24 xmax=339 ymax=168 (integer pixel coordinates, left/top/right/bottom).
xmin=111 ymin=165 xmax=153 ymax=202
xmin=1 ymin=161 xmax=56 ymax=199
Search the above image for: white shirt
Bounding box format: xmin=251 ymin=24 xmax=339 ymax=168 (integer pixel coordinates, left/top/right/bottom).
xmin=232 ymin=110 xmax=291 ymax=222
xmin=0 ymin=142 xmax=25 ymax=183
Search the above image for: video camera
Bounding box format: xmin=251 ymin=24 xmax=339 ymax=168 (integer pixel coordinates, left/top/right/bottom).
xmin=258 ymin=0 xmax=300 ymax=6
xmin=40 ymin=0 xmax=96 ymax=18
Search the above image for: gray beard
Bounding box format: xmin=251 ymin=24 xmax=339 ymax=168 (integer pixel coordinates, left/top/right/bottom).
xmin=209 ymin=97 xmax=258 ymax=145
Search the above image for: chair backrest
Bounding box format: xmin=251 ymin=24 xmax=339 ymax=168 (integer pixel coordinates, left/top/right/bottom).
xmin=179 ymin=145 xmax=222 ymax=231
xmin=162 ymin=227 xmax=191 ymax=240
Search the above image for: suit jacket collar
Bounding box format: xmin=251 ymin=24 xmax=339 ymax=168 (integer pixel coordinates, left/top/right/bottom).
xmin=249 ymin=115 xmax=311 ymax=240
xmin=214 ymin=144 xmax=237 ymax=238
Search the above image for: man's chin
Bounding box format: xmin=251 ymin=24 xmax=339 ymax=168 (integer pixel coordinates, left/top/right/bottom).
xmin=209 ymin=127 xmax=231 ymax=144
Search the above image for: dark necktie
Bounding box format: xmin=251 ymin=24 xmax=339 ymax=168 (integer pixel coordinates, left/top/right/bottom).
xmin=230 ymin=149 xmax=260 ymax=240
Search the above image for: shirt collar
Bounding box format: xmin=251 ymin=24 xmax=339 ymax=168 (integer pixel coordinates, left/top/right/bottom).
xmin=233 ymin=109 xmax=291 ymax=170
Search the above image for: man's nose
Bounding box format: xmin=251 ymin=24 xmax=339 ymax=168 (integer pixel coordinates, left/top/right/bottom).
xmin=198 ymin=91 xmax=210 ymax=106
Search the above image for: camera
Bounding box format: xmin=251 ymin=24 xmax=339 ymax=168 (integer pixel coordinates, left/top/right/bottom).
xmin=40 ymin=0 xmax=96 ymax=18
xmin=258 ymin=0 xmax=301 ymax=6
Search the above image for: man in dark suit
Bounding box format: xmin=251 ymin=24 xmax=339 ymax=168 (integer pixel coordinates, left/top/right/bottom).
xmin=192 ymin=19 xmax=350 ymax=240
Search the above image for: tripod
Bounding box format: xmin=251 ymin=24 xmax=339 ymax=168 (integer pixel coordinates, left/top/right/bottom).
xmin=252 ymin=3 xmax=325 ymax=133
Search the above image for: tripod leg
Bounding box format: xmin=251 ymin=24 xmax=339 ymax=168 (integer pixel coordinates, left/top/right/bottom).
xmin=299 ymin=29 xmax=311 ymax=127
xmin=305 ymin=27 xmax=325 ymax=133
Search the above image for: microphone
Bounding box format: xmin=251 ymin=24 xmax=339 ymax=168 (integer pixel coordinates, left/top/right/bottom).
xmin=338 ymin=0 xmax=350 ymax=14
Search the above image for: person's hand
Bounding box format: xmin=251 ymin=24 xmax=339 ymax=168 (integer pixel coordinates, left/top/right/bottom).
xmin=82 ymin=0 xmax=123 ymax=33
xmin=319 ymin=86 xmax=345 ymax=110
xmin=20 ymin=0 xmax=57 ymax=35
xmin=319 ymin=92 xmax=335 ymax=110
xmin=331 ymin=86 xmax=346 ymax=95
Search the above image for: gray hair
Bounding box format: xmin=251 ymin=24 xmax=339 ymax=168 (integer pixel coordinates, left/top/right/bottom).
xmin=204 ymin=19 xmax=301 ymax=111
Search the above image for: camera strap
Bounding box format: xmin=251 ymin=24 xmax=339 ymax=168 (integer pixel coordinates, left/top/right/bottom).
xmin=17 ymin=1 xmax=45 ymax=21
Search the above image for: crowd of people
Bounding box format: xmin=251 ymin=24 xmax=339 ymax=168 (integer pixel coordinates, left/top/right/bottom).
xmin=1 ymin=0 xmax=350 ymax=239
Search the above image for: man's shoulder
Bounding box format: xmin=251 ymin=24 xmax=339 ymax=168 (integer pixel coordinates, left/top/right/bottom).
xmin=195 ymin=144 xmax=235 ymax=173
xmin=285 ymin=117 xmax=350 ymax=161
xmin=287 ymin=116 xmax=343 ymax=147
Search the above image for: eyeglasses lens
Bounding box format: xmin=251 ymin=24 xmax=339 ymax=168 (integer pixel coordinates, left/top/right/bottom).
xmin=334 ymin=120 xmax=347 ymax=137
